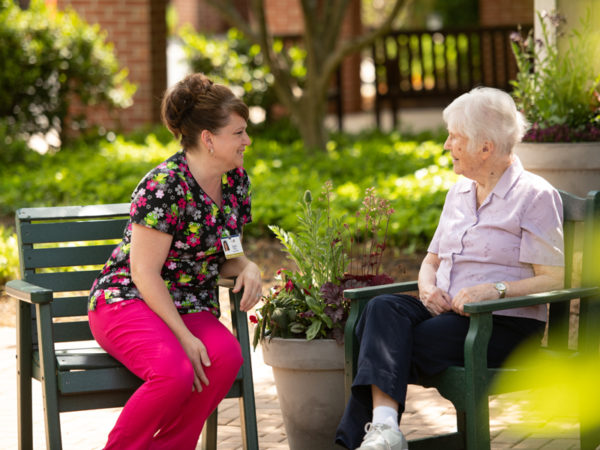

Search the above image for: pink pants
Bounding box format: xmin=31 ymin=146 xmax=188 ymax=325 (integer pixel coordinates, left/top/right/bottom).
xmin=89 ymin=298 xmax=243 ymax=450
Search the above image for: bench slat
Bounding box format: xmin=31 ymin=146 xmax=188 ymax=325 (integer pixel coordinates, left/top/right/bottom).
xmin=58 ymin=367 xmax=143 ymax=394
xmin=27 ymin=270 xmax=99 ymax=292
xmin=56 ymin=348 xmax=122 ymax=370
xmin=17 ymin=203 xmax=130 ymax=221
xmin=53 ymin=321 xmax=94 ymax=342
xmin=52 ymin=296 xmax=89 ymax=318
xmin=22 ymin=245 xmax=116 ymax=270
xmin=20 ymin=219 xmax=127 ymax=245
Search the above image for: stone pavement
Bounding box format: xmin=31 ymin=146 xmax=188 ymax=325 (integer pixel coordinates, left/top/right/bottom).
xmin=0 ymin=307 xmax=583 ymax=450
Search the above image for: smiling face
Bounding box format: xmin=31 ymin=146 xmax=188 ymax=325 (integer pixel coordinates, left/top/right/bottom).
xmin=210 ymin=113 xmax=251 ymax=171
xmin=443 ymin=128 xmax=482 ymax=179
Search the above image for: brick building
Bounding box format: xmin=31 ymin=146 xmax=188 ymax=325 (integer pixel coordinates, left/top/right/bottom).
xmin=47 ymin=0 xmax=167 ymax=133
xmin=48 ymin=0 xmax=534 ymax=133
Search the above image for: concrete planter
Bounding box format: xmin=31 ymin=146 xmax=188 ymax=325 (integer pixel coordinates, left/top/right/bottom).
xmin=513 ymin=142 xmax=600 ymax=197
xmin=261 ymin=337 xmax=345 ymax=450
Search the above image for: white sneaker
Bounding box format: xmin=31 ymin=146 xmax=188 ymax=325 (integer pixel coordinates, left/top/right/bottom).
xmin=356 ymin=422 xmax=409 ymax=450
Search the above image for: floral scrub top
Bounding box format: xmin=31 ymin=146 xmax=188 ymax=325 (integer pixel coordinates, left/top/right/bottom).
xmin=88 ymin=150 xmax=252 ymax=316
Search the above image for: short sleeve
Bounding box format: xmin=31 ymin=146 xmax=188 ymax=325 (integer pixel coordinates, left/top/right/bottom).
xmin=520 ymin=188 xmax=564 ymax=267
xmin=129 ymin=168 xmax=182 ymax=236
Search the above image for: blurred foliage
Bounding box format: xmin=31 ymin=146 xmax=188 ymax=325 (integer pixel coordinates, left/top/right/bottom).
xmin=362 ymin=0 xmax=478 ymax=29
xmin=0 ymin=123 xmax=453 ymax=251
xmin=179 ymin=27 xmax=307 ymax=122
xmin=0 ymin=123 xmax=455 ymax=286
xmin=0 ymin=0 xmax=136 ymax=144
xmin=0 ymin=225 xmax=19 ymax=285
xmin=493 ymin=336 xmax=600 ymax=437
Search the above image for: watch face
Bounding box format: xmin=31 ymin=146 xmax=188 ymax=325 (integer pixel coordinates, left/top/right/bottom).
xmin=495 ymin=282 xmax=507 ymax=297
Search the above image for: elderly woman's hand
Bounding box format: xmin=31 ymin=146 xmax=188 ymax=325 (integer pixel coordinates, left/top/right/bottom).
xmin=419 ymin=284 xmax=452 ymax=316
xmin=451 ymin=283 xmax=497 ymax=316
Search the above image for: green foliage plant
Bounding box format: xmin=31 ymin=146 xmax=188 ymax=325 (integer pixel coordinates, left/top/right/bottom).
xmin=0 ymin=123 xmax=455 ymax=252
xmin=0 ymin=225 xmax=19 ymax=286
xmin=180 ymin=27 xmax=282 ymax=121
xmin=253 ymin=182 xmax=395 ymax=347
xmin=510 ymin=10 xmax=600 ymax=142
xmin=0 ymin=0 xmax=136 ymax=144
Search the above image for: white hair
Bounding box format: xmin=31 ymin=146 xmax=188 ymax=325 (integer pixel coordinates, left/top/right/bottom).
xmin=442 ymin=87 xmax=529 ymax=154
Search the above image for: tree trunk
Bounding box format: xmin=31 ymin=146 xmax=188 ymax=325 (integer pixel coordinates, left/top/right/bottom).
xmin=293 ymin=92 xmax=329 ymax=152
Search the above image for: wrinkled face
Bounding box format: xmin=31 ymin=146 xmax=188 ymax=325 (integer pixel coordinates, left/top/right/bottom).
xmin=211 ymin=113 xmax=251 ymax=170
xmin=443 ymin=129 xmax=481 ymax=179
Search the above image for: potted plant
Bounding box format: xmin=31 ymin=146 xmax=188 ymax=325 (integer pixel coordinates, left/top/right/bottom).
xmin=509 ymin=9 xmax=600 ymax=196
xmin=253 ymin=181 xmax=394 ymax=450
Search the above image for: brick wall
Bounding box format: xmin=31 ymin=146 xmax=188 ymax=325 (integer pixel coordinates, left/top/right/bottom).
xmin=51 ymin=0 xmax=167 ymax=133
xmin=172 ymin=0 xmax=226 ymax=33
xmin=479 ymin=0 xmax=533 ymax=26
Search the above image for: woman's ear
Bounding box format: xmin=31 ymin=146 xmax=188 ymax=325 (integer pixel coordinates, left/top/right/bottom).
xmin=200 ymin=129 xmax=212 ymax=147
xmin=480 ymin=141 xmax=494 ymax=160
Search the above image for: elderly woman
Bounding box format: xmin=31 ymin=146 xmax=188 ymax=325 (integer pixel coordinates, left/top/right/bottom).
xmin=335 ymin=87 xmax=564 ymax=450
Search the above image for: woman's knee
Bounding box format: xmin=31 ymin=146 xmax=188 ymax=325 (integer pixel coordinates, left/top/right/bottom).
xmin=208 ymin=332 xmax=243 ymax=379
xmin=364 ymin=294 xmax=399 ymax=317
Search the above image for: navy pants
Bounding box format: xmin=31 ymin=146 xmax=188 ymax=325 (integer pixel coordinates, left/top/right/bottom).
xmin=335 ymin=294 xmax=545 ymax=449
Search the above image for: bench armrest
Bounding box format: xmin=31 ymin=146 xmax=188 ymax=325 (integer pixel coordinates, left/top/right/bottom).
xmin=463 ymin=287 xmax=600 ymax=314
xmin=5 ymin=279 xmax=53 ymax=304
xmin=343 ymin=281 xmax=419 ymax=300
xmin=217 ymin=277 xmax=236 ymax=289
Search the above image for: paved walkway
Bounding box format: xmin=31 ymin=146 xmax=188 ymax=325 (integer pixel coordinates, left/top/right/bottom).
xmin=0 ymin=324 xmax=583 ymax=449
xmin=0 ymin=287 xmax=583 ymax=449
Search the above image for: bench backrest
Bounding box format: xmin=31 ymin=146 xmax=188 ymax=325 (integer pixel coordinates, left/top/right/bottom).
xmin=549 ymin=190 xmax=600 ymax=352
xmin=14 ymin=203 xmax=131 ymax=346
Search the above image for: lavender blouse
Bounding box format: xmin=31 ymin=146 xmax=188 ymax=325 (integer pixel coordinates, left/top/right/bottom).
xmin=428 ymin=156 xmax=564 ymax=321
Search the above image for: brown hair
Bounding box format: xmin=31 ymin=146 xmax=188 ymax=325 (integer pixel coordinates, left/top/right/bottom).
xmin=161 ymin=73 xmax=249 ymax=150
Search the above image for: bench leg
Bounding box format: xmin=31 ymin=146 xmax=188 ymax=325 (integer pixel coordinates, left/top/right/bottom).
xmin=239 ymin=394 xmax=259 ymax=450
xmin=201 ymin=409 xmax=218 ymax=450
xmin=36 ymin=303 xmax=63 ymax=450
xmin=17 ymin=303 xmax=33 ymax=450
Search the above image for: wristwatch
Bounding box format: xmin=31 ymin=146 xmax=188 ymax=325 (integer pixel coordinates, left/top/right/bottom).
xmin=494 ymin=282 xmax=507 ymax=298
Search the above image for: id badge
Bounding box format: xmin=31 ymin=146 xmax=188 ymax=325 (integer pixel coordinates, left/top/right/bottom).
xmin=222 ymin=235 xmax=244 ymax=259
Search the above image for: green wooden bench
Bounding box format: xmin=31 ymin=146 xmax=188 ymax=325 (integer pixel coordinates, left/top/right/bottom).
xmin=343 ymin=190 xmax=600 ymax=450
xmin=5 ymin=203 xmax=258 ymax=450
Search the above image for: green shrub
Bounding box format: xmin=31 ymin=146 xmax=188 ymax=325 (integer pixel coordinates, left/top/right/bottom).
xmin=0 ymin=124 xmax=454 ymax=251
xmin=180 ymin=27 xmax=306 ymax=122
xmin=0 ymin=0 xmax=135 ymax=147
xmin=246 ymin=129 xmax=456 ymax=250
xmin=0 ymin=225 xmax=19 ymax=285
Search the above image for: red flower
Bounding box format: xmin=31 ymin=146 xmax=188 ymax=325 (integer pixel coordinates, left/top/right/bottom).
xmin=249 ymin=315 xmax=258 ymax=324
xmin=284 ymin=280 xmax=294 ymax=292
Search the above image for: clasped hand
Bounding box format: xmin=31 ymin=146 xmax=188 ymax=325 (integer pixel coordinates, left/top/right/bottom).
xmin=420 ymin=283 xmax=495 ymax=316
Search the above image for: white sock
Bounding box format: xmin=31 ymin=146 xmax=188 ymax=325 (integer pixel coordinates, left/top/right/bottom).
xmin=372 ymin=406 xmax=398 ymax=428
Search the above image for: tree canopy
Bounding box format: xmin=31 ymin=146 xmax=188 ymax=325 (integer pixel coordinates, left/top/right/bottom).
xmin=205 ymin=0 xmax=413 ymax=151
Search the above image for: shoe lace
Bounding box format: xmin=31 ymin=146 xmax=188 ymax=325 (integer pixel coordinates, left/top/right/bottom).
xmin=362 ymin=423 xmax=392 ymax=450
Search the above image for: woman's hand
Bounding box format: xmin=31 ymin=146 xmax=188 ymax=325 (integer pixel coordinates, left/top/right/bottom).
xmin=221 ymin=256 xmax=262 ymax=312
xmin=419 ymin=284 xmax=452 ymax=316
xmin=179 ymin=333 xmax=212 ymax=392
xmin=233 ymin=260 xmax=262 ymax=312
xmin=451 ymin=283 xmax=497 ymax=316
xmin=418 ymin=252 xmax=451 ymax=316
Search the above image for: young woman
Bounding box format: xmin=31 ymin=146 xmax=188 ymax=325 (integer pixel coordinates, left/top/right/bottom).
xmin=88 ymin=73 xmax=262 ymax=449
